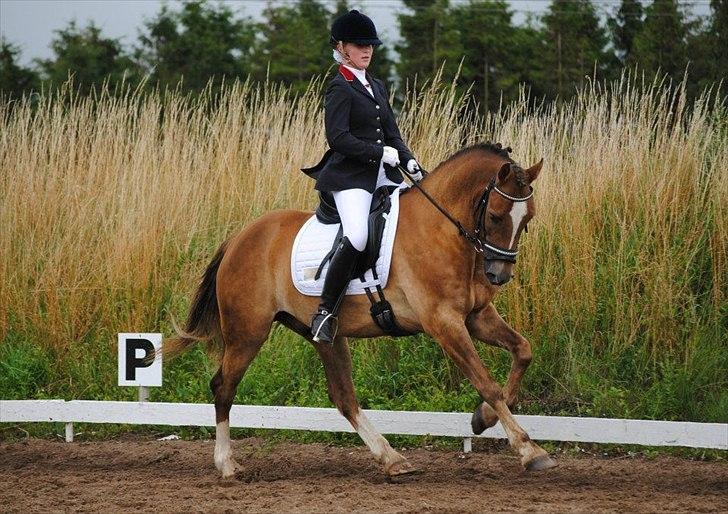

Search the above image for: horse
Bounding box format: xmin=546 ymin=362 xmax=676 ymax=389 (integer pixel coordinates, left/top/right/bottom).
xmin=166 ymin=142 xmax=554 ymax=478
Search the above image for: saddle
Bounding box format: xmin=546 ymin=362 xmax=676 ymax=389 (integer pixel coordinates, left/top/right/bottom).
xmin=314 ymin=185 xmax=413 ymax=337
xmin=315 ymin=185 xmax=394 ymax=277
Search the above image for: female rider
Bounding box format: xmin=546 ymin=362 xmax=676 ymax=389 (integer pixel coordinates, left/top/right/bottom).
xmin=304 ymin=10 xmax=422 ymax=344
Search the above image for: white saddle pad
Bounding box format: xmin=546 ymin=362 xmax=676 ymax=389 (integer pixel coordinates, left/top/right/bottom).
xmin=291 ymin=187 xmax=402 ymax=296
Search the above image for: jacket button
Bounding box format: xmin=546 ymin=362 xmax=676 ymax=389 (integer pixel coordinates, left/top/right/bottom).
xmin=376 ymin=116 xmax=380 ymax=120
xmin=376 ymin=128 xmax=381 ymax=133
xmin=376 ymin=139 xmax=382 ymax=144
xmin=375 ymin=105 xmax=380 ymax=109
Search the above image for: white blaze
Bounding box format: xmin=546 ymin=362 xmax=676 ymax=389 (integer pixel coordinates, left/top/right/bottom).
xmin=508 ymin=202 xmax=528 ymax=248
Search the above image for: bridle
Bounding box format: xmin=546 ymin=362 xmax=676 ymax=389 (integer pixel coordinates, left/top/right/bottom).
xmin=398 ymin=164 xmax=533 ymax=263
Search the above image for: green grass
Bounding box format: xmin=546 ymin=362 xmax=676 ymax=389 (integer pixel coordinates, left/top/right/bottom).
xmin=2 ymin=309 xmax=725 ymax=440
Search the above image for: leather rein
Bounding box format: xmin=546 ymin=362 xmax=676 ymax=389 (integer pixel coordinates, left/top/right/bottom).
xmin=398 ymin=164 xmax=533 ymax=263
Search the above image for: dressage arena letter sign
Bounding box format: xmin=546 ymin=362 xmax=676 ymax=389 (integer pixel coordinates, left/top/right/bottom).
xmin=118 ymin=333 xmax=162 ymax=386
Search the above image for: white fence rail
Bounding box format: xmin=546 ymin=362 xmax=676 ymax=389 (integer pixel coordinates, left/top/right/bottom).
xmin=2 ymin=399 xmax=726 ymax=450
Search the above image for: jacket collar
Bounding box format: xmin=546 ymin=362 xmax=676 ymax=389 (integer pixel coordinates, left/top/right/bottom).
xmin=338 ymin=65 xmax=379 ymax=103
xmin=338 ymin=65 xmax=355 ymax=81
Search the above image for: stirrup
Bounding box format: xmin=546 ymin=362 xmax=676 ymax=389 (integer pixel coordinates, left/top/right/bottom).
xmin=311 ymin=310 xmax=338 ymax=344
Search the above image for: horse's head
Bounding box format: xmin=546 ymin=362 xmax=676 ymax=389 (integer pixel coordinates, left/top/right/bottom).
xmin=480 ymin=159 xmax=543 ymax=286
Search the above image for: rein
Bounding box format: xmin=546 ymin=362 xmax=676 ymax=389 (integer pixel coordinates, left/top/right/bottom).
xmin=397 ymin=164 xmax=533 ymax=263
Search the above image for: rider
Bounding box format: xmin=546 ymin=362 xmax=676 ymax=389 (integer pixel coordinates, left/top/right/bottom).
xmin=306 ymin=9 xmax=423 ymax=344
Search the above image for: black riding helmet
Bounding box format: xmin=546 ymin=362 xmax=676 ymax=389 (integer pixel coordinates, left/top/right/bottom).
xmin=330 ymin=10 xmax=383 ymax=46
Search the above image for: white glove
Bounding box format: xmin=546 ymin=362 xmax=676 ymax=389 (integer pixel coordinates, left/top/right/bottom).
xmin=407 ymin=159 xmax=423 ymax=182
xmin=381 ymin=146 xmax=400 ymax=167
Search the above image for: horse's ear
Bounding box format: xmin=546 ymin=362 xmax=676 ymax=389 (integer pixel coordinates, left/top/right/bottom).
xmin=526 ymin=159 xmax=543 ymax=183
xmin=497 ymin=162 xmax=511 ymax=182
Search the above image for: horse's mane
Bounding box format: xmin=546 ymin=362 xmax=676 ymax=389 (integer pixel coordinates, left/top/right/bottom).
xmin=444 ymin=142 xmax=514 ymax=164
xmin=426 ymin=142 xmax=529 ymax=188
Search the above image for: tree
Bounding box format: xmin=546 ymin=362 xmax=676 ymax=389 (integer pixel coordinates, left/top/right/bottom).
xmin=540 ymin=0 xmax=615 ymax=99
xmin=136 ymin=0 xmax=256 ymax=91
xmin=255 ymin=0 xmax=332 ymax=93
xmin=608 ymin=0 xmax=645 ymax=65
xmin=38 ymin=21 xmax=138 ymax=94
xmin=331 ymin=0 xmax=351 ymax=19
xmin=684 ymin=17 xmax=715 ymax=97
xmin=632 ymin=0 xmax=689 ymax=81
xmin=0 ymin=39 xmax=39 ymax=98
xmin=680 ymin=0 xmax=727 ymax=99
xmin=509 ymin=20 xmax=551 ymax=103
xmin=452 ymin=0 xmax=523 ymax=111
xmin=709 ymin=0 xmax=728 ymax=84
xmin=396 ymin=0 xmax=462 ymax=86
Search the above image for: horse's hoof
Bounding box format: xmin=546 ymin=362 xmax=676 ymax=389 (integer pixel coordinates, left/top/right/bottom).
xmin=471 ymin=403 xmax=498 ymax=435
xmin=386 ymin=459 xmax=419 ymax=477
xmin=218 ymin=459 xmax=242 ymax=479
xmin=471 ymin=409 xmax=487 ymax=435
xmin=524 ymin=454 xmax=557 ymax=472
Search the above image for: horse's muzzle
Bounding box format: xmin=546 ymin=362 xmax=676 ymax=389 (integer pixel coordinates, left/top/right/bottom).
xmin=486 ymin=271 xmax=512 ymax=286
xmin=485 ymin=261 xmax=513 ymax=286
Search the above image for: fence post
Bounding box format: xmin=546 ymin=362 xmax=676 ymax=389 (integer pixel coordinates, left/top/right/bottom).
xmin=138 ymin=386 xmax=149 ymax=402
xmin=463 ymin=437 xmax=472 ymax=453
xmin=65 ymin=422 xmax=74 ymax=442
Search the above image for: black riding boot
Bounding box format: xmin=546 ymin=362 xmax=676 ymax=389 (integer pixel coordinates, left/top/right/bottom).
xmin=311 ymin=236 xmax=362 ymax=343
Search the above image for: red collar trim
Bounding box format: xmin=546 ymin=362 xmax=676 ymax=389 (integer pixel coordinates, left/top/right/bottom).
xmin=338 ymin=65 xmax=355 ymax=81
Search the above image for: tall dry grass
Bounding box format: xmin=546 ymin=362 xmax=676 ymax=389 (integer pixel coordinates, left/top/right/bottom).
xmin=489 ymin=76 xmax=727 ymax=359
xmin=1 ymin=74 xmax=726 ymax=421
xmin=1 ymin=79 xmax=325 ymax=351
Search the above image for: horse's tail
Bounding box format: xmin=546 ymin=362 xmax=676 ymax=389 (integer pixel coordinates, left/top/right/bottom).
xmin=163 ymin=239 xmax=229 ymax=361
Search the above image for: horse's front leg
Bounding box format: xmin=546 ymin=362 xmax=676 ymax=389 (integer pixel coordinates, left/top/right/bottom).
xmin=466 ymin=303 xmax=532 ymax=434
xmin=424 ymin=309 xmax=555 ymax=471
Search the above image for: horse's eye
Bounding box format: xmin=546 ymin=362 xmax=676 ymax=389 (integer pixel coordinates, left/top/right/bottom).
xmin=489 ymin=213 xmax=502 ymax=223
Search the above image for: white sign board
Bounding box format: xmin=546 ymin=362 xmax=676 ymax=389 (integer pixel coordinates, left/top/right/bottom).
xmin=118 ymin=333 xmax=162 ymax=387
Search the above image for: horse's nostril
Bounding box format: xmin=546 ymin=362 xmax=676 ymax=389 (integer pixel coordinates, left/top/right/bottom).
xmin=486 ymin=272 xmax=512 ymax=286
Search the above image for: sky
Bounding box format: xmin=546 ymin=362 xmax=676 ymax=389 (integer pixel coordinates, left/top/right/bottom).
xmin=0 ymin=0 xmax=712 ymax=67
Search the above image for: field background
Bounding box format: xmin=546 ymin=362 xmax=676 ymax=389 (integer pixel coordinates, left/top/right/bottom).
xmin=1 ymin=75 xmax=726 ymax=441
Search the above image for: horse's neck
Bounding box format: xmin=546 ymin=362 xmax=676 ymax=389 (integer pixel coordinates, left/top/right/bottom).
xmin=423 ymin=153 xmax=499 ymax=230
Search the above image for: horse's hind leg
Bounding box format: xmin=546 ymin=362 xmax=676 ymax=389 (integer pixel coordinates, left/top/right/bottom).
xmin=466 ymin=303 xmax=532 ymax=434
xmin=313 ymin=336 xmax=416 ymax=477
xmin=211 ymin=311 xmax=271 ymax=478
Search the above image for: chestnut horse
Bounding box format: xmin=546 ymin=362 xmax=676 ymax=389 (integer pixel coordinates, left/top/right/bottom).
xmin=167 ymin=142 xmax=555 ymax=478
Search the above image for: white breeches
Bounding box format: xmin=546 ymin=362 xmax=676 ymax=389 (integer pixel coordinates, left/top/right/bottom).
xmin=332 ymin=164 xmax=402 ymax=251
xmin=332 ymin=188 xmax=371 ymax=251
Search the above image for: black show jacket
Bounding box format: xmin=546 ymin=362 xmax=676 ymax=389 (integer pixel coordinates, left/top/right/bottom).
xmin=302 ymin=65 xmax=414 ymax=193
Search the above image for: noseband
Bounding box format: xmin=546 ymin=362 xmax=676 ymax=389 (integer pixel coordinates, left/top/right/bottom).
xmin=399 ymin=165 xmax=533 ymax=263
